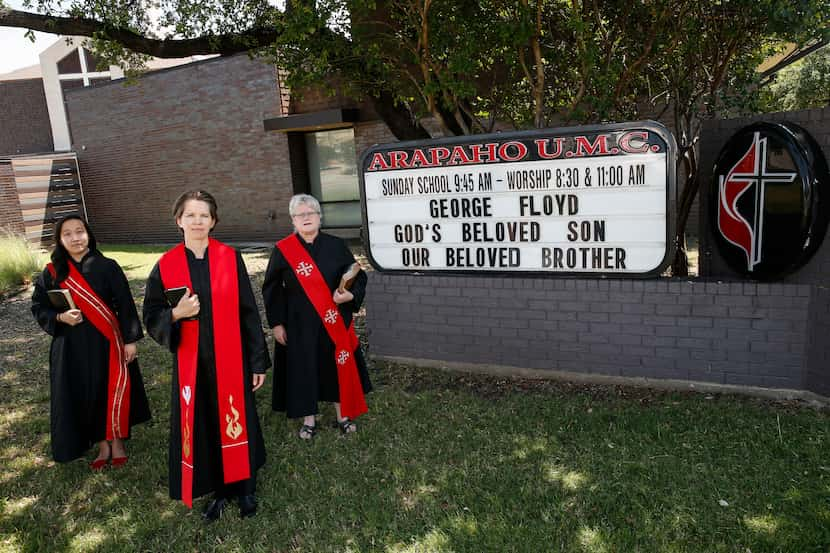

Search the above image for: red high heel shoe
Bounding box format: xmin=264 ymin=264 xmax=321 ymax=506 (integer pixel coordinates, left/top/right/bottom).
xmin=89 ymin=458 xmax=109 ymax=471
xmin=110 ymin=456 xmax=128 ymax=468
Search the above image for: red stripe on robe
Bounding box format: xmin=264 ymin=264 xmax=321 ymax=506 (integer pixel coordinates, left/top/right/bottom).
xmin=47 ymin=262 xmax=131 ymax=441
xmin=158 ymin=239 xmax=251 ymax=508
xmin=277 ymin=234 xmax=367 ymax=419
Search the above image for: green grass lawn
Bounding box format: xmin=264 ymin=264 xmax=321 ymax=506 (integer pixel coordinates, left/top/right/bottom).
xmin=0 ymin=245 xmax=828 ymax=552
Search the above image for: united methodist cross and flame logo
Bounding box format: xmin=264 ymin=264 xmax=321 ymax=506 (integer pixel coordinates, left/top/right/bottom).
xmin=717 ymin=132 xmax=796 ymax=271
xmin=712 ymin=122 xmax=829 ymax=279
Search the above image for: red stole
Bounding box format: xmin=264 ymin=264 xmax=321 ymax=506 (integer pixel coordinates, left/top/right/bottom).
xmin=47 ymin=261 xmax=131 ymax=442
xmin=158 ymin=239 xmax=250 ymax=508
xmin=277 ymin=234 xmax=367 ymax=419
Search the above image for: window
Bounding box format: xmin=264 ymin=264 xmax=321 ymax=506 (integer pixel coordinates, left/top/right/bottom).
xmin=57 ymin=49 xmax=82 ymax=74
xmin=56 ymin=46 xmax=111 ymax=87
xmin=305 ymin=128 xmax=360 ymax=228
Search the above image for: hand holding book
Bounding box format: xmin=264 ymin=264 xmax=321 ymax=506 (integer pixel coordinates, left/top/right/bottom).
xmin=333 ymin=263 xmax=360 ymax=305
xmin=338 ymin=263 xmax=360 ymax=294
xmin=166 ymin=286 xmax=200 ymax=321
xmin=57 ymin=309 xmax=84 ymax=326
xmin=47 ymin=289 xmax=77 ymax=311
xmin=164 ymin=286 xmax=189 ymax=307
xmin=48 ymin=289 xmax=84 ymax=325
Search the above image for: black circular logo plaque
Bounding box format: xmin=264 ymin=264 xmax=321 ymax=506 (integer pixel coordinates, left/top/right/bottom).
xmin=712 ymin=122 xmax=830 ymax=279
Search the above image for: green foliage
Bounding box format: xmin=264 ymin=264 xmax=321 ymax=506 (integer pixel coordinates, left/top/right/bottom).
xmin=261 ymin=0 xmax=828 ymax=137
xmin=758 ymin=45 xmax=830 ymax=112
xmin=15 ymin=0 xmax=828 ymax=134
xmin=0 ymin=233 xmax=44 ymax=295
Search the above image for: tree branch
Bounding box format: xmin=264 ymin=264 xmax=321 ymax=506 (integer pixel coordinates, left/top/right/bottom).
xmin=0 ymin=7 xmax=280 ymax=57
xmin=759 ymin=38 xmax=829 ymax=83
xmin=368 ymin=89 xmax=431 ymax=140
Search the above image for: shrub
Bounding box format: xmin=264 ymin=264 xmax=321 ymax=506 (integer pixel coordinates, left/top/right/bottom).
xmin=0 ymin=233 xmax=45 ymax=295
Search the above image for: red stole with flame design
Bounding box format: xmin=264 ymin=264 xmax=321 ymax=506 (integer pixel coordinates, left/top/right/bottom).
xmin=48 ymin=261 xmax=131 ymax=442
xmin=158 ymin=239 xmax=250 ymax=508
xmin=277 ymin=234 xmax=368 ymax=419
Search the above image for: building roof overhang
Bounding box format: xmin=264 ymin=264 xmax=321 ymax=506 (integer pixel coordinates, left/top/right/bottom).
xmin=263 ymin=108 xmax=360 ymax=133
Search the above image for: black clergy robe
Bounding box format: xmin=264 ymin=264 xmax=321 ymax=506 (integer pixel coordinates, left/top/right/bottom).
xmin=31 ymin=251 xmax=151 ymax=463
xmin=143 ymin=246 xmax=269 ymax=500
xmin=262 ymin=232 xmax=372 ymax=418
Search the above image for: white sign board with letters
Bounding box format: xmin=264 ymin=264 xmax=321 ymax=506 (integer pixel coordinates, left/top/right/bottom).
xmin=360 ymin=121 xmax=676 ymax=276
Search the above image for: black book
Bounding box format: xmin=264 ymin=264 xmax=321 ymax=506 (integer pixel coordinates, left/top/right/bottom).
xmin=164 ymin=286 xmax=189 ymax=307
xmin=164 ymin=286 xmax=198 ymax=321
xmin=47 ymin=289 xmax=77 ymax=311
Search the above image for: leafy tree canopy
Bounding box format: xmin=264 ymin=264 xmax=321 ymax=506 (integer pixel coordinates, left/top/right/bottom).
xmin=2 ymin=0 xmax=826 ymax=138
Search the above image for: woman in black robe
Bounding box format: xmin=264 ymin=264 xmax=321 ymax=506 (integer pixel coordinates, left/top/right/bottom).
xmin=263 ymin=194 xmax=371 ymax=440
xmin=143 ymin=190 xmax=269 ymax=521
xmin=31 ymin=216 xmax=150 ymax=468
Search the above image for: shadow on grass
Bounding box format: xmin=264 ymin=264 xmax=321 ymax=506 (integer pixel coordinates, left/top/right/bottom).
xmin=2 ymin=343 xmax=830 ymax=551
xmin=1 ymin=250 xmax=829 ymax=551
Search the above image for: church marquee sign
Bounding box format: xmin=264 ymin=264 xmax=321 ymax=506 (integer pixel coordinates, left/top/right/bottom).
xmin=359 ymin=121 xmax=676 ymax=276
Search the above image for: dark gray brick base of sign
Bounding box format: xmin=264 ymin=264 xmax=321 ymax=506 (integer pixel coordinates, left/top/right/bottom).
xmin=366 ymin=273 xmax=830 ymax=397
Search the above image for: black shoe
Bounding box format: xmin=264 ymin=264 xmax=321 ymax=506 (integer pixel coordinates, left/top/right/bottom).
xmin=202 ymin=497 xmax=227 ymax=522
xmin=238 ymin=494 xmax=257 ymax=518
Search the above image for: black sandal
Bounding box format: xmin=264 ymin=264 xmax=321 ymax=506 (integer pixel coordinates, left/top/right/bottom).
xmin=298 ymin=424 xmax=317 ymax=440
xmin=335 ymin=418 xmax=357 ymax=435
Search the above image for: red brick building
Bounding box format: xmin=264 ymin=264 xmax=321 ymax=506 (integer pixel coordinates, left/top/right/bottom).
xmin=62 ymin=53 xmax=395 ymax=242
xmin=0 ymin=37 xmax=219 ymax=243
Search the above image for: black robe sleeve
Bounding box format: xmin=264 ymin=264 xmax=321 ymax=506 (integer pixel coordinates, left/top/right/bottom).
xmin=108 ymin=259 xmax=144 ymax=344
xmin=142 ymin=262 xmax=180 ymax=353
xmin=31 ymin=268 xmax=59 ymax=336
xmin=262 ymin=246 xmax=287 ymax=328
xmin=236 ymin=252 xmax=270 ymax=374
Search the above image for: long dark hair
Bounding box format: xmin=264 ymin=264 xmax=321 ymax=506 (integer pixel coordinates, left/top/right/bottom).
xmin=50 ymin=215 xmax=98 ymax=283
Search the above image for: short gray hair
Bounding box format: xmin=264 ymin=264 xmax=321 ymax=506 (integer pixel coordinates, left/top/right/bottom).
xmin=288 ymin=194 xmax=321 ymax=217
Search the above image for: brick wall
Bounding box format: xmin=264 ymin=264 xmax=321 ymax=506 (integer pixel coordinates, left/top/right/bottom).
xmin=806 ymin=286 xmax=830 ymax=396
xmin=698 ymin=106 xmax=830 ymax=285
xmin=367 ymin=275 xmax=818 ymax=392
xmin=354 ymin=121 xmax=397 ymax=162
xmin=0 ymin=79 xmax=53 ymax=156
xmin=289 ymin=85 xmax=357 ymax=114
xmin=0 ymin=161 xmax=24 ymax=234
xmin=65 ymin=54 xmax=295 ymax=243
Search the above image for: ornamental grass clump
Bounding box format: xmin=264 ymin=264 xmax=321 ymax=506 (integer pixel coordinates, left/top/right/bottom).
xmin=0 ymin=232 xmax=44 ymax=295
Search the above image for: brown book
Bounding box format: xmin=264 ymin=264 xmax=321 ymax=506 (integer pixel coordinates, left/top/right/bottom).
xmin=47 ymin=289 xmax=77 ymax=311
xmin=338 ymin=263 xmax=361 ymax=293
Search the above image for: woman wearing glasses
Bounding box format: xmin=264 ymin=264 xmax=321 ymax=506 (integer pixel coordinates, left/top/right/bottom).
xmin=263 ymin=194 xmax=371 ymax=440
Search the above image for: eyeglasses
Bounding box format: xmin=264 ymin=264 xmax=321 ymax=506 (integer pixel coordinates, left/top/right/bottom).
xmin=292 ymin=211 xmax=320 ymax=219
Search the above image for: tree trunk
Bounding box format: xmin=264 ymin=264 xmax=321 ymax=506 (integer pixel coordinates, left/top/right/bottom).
xmin=369 ymin=91 xmax=431 ymax=140
xmin=671 ymin=143 xmax=700 ymax=276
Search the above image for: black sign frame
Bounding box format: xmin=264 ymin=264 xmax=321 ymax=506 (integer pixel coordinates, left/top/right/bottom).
xmin=711 ymin=121 xmax=830 ymax=280
xmin=358 ymin=120 xmax=677 ymax=278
